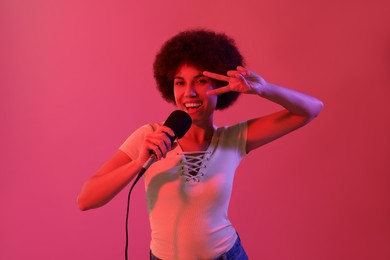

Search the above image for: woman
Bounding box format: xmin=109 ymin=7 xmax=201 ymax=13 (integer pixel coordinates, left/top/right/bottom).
xmin=77 ymin=29 xmax=323 ymax=259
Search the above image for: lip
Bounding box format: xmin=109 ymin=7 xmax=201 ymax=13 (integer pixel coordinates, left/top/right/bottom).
xmin=184 ymin=101 xmax=202 ymax=107
xmin=183 ymin=101 xmax=203 ymax=113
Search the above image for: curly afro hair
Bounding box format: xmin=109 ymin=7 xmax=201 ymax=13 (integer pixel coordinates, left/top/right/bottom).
xmin=153 ymin=29 xmax=245 ymax=110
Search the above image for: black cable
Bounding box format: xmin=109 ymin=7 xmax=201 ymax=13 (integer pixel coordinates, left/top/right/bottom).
xmin=125 ymin=168 xmax=146 ymax=260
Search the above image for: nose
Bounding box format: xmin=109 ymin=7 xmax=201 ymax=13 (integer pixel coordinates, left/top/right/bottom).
xmin=184 ymin=83 xmax=197 ymax=97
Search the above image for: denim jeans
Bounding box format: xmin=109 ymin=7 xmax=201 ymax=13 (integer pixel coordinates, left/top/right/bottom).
xmin=150 ymin=234 xmax=249 ymax=260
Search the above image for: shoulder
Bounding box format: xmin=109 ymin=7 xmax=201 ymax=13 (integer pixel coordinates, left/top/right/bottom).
xmin=218 ymin=121 xmax=247 ymax=138
xmin=216 ymin=121 xmax=247 ymax=156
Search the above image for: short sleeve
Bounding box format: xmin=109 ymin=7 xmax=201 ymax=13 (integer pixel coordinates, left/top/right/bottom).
xmin=234 ymin=121 xmax=248 ymax=157
xmin=118 ymin=123 xmax=160 ymax=160
xmin=220 ymin=121 xmax=248 ymax=158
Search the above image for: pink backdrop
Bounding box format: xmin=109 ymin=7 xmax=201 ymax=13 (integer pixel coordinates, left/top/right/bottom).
xmin=1 ymin=0 xmax=389 ymax=259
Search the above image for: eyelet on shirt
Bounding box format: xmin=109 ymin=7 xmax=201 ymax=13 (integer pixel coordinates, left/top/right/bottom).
xmin=178 ymin=151 xmax=211 ymax=182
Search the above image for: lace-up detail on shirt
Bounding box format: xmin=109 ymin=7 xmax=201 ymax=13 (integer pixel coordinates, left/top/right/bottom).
xmin=178 ymin=151 xmax=211 ymax=182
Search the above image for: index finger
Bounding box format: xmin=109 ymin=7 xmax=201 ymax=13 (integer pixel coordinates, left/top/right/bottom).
xmin=160 ymin=126 xmax=176 ymax=139
xmin=203 ymin=71 xmax=230 ymax=82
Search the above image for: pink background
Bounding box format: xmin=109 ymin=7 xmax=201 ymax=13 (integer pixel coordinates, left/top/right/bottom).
xmin=1 ymin=0 xmax=389 ymax=259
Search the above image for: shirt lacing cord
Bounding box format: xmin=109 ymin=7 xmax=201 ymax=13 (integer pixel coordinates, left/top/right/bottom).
xmin=177 ymin=151 xmax=211 ymax=182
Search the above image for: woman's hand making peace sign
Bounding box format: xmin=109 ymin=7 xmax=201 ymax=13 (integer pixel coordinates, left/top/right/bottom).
xmin=204 ymin=66 xmax=267 ymax=96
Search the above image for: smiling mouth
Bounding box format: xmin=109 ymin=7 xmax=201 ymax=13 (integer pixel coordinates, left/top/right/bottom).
xmin=184 ymin=102 xmax=202 ymax=109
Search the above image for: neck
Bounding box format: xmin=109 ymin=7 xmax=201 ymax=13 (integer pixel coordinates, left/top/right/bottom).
xmin=178 ymin=123 xmax=215 ymax=152
xmin=184 ymin=123 xmax=215 ymax=142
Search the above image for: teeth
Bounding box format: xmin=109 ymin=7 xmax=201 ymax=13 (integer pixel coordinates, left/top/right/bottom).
xmin=185 ymin=102 xmax=201 ymax=108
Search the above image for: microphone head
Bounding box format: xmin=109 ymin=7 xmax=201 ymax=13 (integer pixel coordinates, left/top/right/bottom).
xmin=163 ymin=110 xmax=192 ymax=140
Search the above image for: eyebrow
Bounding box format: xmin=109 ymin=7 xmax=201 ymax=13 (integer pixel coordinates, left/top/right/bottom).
xmin=174 ymin=74 xmax=205 ymax=80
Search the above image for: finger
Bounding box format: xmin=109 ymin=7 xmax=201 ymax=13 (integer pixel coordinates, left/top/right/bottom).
xmin=203 ymin=71 xmax=230 ymax=82
xmin=155 ymin=144 xmax=164 ymax=159
xmin=237 ymin=66 xmax=249 ymax=76
xmin=227 ymin=70 xmax=240 ymax=77
xmin=153 ymin=140 xmax=168 ymax=159
xmin=145 ymin=140 xmax=162 ymax=159
xmin=146 ymin=136 xmax=166 ymax=159
xmin=236 ymin=73 xmax=249 ymax=85
xmin=160 ymin=126 xmax=175 ymax=139
xmin=207 ymin=86 xmax=231 ymax=95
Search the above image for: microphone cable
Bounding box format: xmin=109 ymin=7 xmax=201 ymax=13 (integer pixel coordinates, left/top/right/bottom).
xmin=124 ymin=168 xmax=147 ymax=260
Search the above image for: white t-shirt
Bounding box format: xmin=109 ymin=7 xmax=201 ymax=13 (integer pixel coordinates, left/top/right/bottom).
xmin=119 ymin=121 xmax=247 ymax=259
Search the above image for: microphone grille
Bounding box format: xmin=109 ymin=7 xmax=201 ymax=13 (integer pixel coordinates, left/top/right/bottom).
xmin=163 ymin=110 xmax=192 ymax=140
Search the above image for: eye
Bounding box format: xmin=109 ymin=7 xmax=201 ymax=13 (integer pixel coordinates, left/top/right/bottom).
xmin=196 ymin=78 xmax=209 ymax=85
xmin=174 ymin=80 xmax=184 ymax=86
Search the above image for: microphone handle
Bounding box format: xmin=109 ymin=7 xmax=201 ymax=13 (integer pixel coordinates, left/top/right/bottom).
xmin=141 ymin=153 xmax=157 ymax=174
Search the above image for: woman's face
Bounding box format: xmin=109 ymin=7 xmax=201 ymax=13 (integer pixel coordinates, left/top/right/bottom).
xmin=173 ymin=64 xmax=217 ymax=124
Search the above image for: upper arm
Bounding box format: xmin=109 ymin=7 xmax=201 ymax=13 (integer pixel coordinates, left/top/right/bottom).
xmin=95 ymin=150 xmax=133 ymax=176
xmin=246 ymin=109 xmax=313 ymax=153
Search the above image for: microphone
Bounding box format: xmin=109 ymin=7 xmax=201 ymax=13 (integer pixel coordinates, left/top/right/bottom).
xmin=140 ymin=110 xmax=192 ymax=174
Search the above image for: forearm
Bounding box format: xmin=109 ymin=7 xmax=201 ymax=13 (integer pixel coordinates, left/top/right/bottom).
xmin=77 ymin=160 xmax=143 ymax=211
xmin=260 ymin=83 xmax=323 ymax=119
